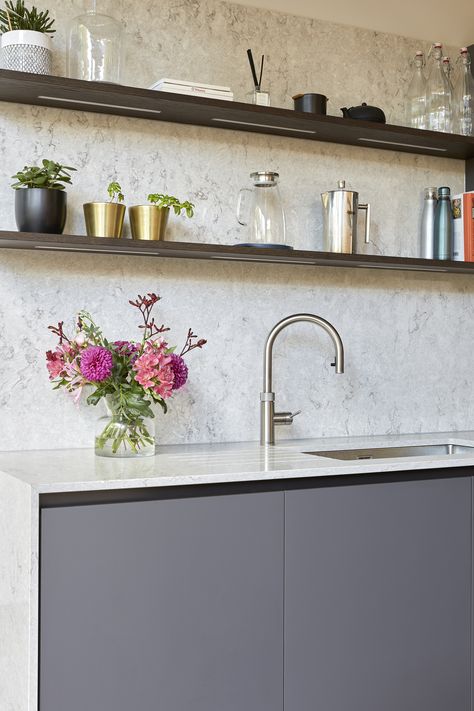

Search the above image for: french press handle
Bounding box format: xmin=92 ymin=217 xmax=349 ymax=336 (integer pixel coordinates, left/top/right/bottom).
xmin=358 ymin=203 xmax=371 ymax=243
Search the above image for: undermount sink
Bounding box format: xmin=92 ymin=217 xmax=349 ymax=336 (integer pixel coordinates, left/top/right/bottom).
xmin=305 ymin=443 xmax=474 ymax=461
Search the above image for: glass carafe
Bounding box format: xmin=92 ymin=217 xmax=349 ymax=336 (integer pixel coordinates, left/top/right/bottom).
xmin=236 ymin=171 xmax=289 ymax=249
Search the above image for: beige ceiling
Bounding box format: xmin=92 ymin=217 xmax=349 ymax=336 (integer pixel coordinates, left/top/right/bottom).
xmin=232 ymin=0 xmax=473 ymax=47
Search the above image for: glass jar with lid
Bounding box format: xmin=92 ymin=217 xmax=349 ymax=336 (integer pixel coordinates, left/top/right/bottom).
xmin=236 ymin=171 xmax=290 ymax=249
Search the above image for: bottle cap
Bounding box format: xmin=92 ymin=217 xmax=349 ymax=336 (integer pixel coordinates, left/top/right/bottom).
xmin=434 ymin=42 xmax=442 ymax=48
xmin=438 ymin=186 xmax=451 ymax=197
xmin=415 ymin=50 xmax=423 ymax=56
xmin=461 ymin=47 xmax=468 ymax=53
xmin=424 ymin=187 xmax=437 ymax=199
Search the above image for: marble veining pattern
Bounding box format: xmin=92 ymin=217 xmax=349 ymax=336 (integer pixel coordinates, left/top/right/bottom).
xmin=0 ymin=0 xmax=469 ymax=451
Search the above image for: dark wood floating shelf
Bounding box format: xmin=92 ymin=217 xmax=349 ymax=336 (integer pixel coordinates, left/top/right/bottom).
xmin=1 ymin=69 xmax=474 ymax=161
xmin=2 ymin=230 xmax=474 ymax=274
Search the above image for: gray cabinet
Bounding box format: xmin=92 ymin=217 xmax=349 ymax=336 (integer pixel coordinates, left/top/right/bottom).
xmin=284 ymin=476 xmax=472 ymax=711
xmin=40 ymin=490 xmax=284 ymax=711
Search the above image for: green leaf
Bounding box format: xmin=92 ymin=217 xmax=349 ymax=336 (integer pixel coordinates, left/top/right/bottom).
xmin=10 ymin=159 xmax=76 ymax=191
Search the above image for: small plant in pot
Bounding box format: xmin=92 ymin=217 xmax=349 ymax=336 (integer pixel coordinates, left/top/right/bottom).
xmin=0 ymin=0 xmax=55 ymax=75
xmin=83 ymin=181 xmax=126 ymax=239
xmin=129 ymin=193 xmax=195 ymax=241
xmin=11 ymin=159 xmax=76 ymax=234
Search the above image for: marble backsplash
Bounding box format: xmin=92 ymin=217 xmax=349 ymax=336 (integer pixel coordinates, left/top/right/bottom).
xmin=0 ymin=0 xmax=470 ymax=450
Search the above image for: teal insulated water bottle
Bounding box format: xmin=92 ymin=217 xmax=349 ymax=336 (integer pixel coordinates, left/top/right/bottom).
xmin=433 ymin=186 xmax=453 ymax=260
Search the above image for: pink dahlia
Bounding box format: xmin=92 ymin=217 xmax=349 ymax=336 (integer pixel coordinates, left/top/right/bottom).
xmin=133 ymin=340 xmax=175 ymax=399
xmin=170 ymin=353 xmax=188 ymax=390
xmin=80 ymin=346 xmax=113 ymax=382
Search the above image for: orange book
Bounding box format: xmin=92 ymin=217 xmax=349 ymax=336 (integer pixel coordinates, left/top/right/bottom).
xmin=452 ymin=191 xmax=474 ymax=261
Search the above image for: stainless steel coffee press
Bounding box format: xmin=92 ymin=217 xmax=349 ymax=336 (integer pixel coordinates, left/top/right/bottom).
xmin=321 ymin=180 xmax=371 ymax=254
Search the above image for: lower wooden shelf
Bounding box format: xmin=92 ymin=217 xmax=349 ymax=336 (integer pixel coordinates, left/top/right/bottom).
xmin=0 ymin=230 xmax=473 ymax=274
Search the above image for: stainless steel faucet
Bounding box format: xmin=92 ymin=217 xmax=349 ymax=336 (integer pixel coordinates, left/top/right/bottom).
xmin=260 ymin=313 xmax=344 ymax=445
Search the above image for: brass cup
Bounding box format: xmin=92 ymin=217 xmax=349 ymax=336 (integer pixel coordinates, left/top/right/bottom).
xmin=83 ymin=202 xmax=126 ymax=238
xmin=129 ymin=205 xmax=170 ymax=241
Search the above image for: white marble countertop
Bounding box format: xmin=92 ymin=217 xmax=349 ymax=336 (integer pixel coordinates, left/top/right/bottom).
xmin=2 ymin=430 xmax=474 ymax=494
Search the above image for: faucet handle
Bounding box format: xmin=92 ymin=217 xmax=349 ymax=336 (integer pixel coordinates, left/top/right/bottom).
xmin=274 ymin=410 xmax=302 ymax=426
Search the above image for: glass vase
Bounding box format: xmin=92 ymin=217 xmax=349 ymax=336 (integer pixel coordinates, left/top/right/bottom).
xmin=67 ymin=7 xmax=123 ymax=83
xmin=95 ymin=397 xmax=155 ymax=458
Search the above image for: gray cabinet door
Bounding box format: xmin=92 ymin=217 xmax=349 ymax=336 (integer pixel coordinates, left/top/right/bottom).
xmin=285 ymin=476 xmax=471 ymax=711
xmin=40 ymin=490 xmax=284 ymax=711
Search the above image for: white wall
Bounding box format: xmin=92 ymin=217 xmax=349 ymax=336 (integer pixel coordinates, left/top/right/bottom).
xmin=0 ymin=0 xmax=470 ymax=451
xmin=230 ymin=0 xmax=474 ymax=47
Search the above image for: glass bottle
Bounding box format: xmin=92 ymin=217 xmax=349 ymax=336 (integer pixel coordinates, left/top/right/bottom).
xmin=426 ymin=43 xmax=452 ymax=132
xmin=433 ymin=186 xmax=453 ymax=260
xmin=442 ymin=56 xmax=455 ymax=132
xmin=420 ymin=187 xmax=437 ymax=258
xmin=405 ymin=51 xmax=426 ymax=129
xmin=67 ymin=1 xmax=123 ymax=83
xmin=454 ymin=48 xmax=474 ymax=136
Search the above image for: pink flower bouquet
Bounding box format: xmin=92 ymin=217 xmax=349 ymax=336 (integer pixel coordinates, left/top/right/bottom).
xmin=46 ymin=293 xmax=206 ymax=457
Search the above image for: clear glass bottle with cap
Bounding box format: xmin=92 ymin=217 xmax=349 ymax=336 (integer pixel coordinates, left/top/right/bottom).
xmin=405 ymin=51 xmax=427 ymax=129
xmin=442 ymin=56 xmax=455 ymax=132
xmin=433 ymin=186 xmax=453 ymax=260
xmin=426 ymin=43 xmax=452 ymax=132
xmin=67 ymin=1 xmax=123 ymax=83
xmin=454 ymin=48 xmax=474 ymax=135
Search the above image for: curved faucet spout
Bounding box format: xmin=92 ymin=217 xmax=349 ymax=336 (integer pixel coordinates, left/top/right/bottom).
xmin=260 ymin=313 xmax=344 ymax=445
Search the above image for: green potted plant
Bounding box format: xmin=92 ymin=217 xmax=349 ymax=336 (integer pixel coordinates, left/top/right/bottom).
xmin=11 ymin=159 xmax=76 ymax=234
xmin=0 ymin=0 xmax=55 ymax=75
xmin=129 ymin=193 xmax=195 ymax=241
xmin=83 ymin=181 xmax=126 ymax=239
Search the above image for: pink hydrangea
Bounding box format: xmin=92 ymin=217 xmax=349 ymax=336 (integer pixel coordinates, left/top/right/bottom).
xmin=80 ymin=346 xmax=113 ymax=382
xmin=133 ymin=340 xmax=175 ymax=399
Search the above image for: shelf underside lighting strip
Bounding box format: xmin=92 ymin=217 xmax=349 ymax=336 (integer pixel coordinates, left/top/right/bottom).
xmin=212 ymin=117 xmax=316 ymax=134
xmin=37 ymin=95 xmax=162 ymax=114
xmin=358 ymin=137 xmax=447 ymax=152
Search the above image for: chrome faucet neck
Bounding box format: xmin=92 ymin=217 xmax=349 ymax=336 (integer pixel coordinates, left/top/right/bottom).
xmin=260 ymin=313 xmax=344 ymax=446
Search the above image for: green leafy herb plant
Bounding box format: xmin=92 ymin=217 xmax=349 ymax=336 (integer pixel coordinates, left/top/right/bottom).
xmin=107 ymin=181 xmax=125 ymax=203
xmin=0 ymin=0 xmax=55 ymax=34
xmin=11 ymin=159 xmax=76 ymax=190
xmin=147 ymin=193 xmax=195 ymax=217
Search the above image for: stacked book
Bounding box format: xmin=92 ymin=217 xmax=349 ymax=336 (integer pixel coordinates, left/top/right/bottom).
xmin=149 ymin=78 xmax=233 ymax=101
xmin=452 ymin=191 xmax=474 ymax=261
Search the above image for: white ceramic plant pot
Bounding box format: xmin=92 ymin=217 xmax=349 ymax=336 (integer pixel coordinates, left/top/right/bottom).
xmin=1 ymin=30 xmax=52 ymax=74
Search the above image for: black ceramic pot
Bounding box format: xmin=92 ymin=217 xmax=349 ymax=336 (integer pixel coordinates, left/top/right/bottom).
xmin=15 ymin=188 xmax=67 ymax=234
xmin=293 ymin=92 xmax=327 ymax=115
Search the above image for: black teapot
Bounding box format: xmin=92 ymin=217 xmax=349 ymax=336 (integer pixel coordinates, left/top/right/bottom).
xmin=340 ymin=102 xmax=386 ymax=123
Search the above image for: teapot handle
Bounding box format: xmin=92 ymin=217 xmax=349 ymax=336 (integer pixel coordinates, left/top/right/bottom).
xmin=237 ymin=188 xmax=253 ymax=226
xmin=358 ymin=202 xmax=371 ymax=243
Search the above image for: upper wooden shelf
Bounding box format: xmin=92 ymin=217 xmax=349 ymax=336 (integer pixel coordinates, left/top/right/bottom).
xmin=1 ymin=69 xmax=474 ymax=160
xmin=1 ymin=230 xmax=474 ymax=274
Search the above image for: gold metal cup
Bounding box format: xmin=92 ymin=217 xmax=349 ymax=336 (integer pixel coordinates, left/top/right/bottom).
xmin=129 ymin=205 xmax=170 ymax=241
xmin=83 ymin=202 xmax=126 ymax=238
